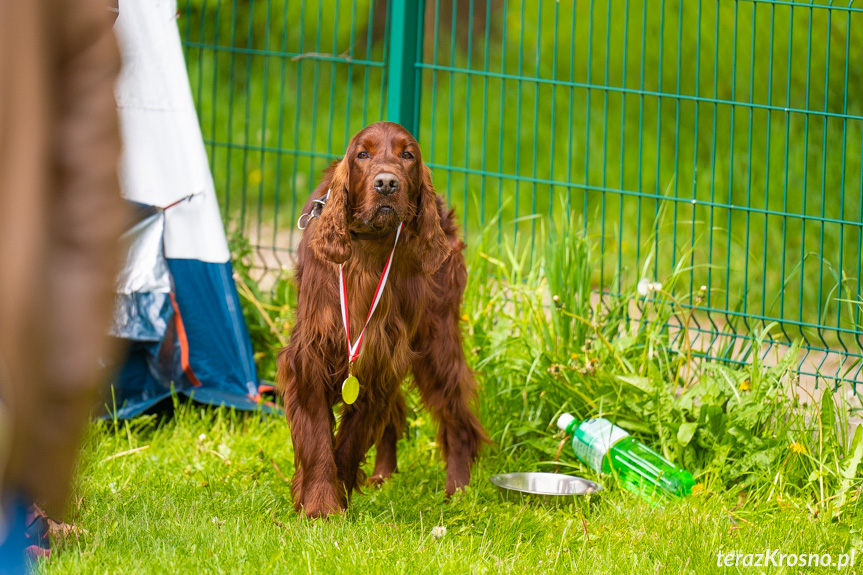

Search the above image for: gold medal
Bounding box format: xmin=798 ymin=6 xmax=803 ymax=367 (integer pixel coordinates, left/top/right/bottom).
xmin=342 ymin=375 xmax=359 ymax=404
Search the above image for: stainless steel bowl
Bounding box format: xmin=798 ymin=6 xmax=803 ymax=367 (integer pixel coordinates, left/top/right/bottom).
xmin=490 ymin=472 xmax=602 ymax=505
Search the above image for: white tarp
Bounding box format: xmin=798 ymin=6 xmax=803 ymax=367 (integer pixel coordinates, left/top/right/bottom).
xmin=114 ymin=0 xmax=229 ymax=264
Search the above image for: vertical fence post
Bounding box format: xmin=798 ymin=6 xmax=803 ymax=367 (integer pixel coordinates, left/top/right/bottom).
xmin=387 ymin=0 xmax=425 ymax=137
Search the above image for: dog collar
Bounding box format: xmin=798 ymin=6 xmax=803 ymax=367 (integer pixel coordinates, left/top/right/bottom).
xmin=296 ymin=189 xmax=331 ymax=230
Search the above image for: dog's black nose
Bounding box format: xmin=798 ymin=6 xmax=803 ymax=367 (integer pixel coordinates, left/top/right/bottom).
xmin=373 ymin=172 xmax=400 ymax=195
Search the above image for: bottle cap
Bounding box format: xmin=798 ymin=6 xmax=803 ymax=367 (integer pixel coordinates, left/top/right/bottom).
xmin=557 ymin=413 xmax=575 ymax=431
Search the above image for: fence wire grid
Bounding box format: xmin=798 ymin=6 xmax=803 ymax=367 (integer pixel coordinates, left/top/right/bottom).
xmin=179 ymin=0 xmax=863 ymax=389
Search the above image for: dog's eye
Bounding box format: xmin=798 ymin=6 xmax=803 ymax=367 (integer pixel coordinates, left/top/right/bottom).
xmin=357 ymin=151 xmax=369 ymax=159
xmin=401 ymin=151 xmax=414 ymax=160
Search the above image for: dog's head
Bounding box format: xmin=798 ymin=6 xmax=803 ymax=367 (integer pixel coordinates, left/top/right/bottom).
xmin=309 ymin=121 xmax=450 ymax=275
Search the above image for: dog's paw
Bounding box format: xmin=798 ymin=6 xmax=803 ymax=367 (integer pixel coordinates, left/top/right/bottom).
xmin=444 ymin=470 xmax=470 ymax=499
xmin=300 ymin=485 xmax=346 ymax=519
xmin=302 ymin=505 xmax=344 ymax=520
xmin=301 ymin=497 xmax=345 ymax=519
xmin=367 ymin=474 xmax=389 ymax=488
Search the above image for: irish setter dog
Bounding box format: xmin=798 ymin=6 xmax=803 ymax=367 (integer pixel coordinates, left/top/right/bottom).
xmin=277 ymin=121 xmax=488 ymax=518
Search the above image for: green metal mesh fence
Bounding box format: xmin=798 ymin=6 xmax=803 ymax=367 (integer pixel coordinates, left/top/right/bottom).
xmin=180 ymin=0 xmax=863 ymax=388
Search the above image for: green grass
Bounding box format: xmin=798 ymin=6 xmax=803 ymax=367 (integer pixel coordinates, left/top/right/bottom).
xmin=40 ymin=213 xmax=863 ymax=573
xmin=37 ymin=405 xmax=863 ymax=574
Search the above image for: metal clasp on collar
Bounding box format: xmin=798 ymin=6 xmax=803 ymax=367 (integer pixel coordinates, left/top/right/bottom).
xmin=297 ymin=189 xmax=331 ymax=230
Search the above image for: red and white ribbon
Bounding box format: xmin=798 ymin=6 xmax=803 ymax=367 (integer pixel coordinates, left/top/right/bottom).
xmin=339 ymin=221 xmax=404 ymax=363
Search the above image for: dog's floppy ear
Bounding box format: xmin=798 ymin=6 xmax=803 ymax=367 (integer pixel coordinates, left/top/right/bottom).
xmin=309 ymin=158 xmax=352 ymax=264
xmin=309 ymin=156 xmax=351 ymax=264
xmin=414 ymin=164 xmax=451 ymax=275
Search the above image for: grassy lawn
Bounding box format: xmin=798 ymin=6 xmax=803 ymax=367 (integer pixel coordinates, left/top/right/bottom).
xmin=37 ymin=405 xmax=860 ymax=574
xmin=38 ymin=220 xmax=863 ymax=573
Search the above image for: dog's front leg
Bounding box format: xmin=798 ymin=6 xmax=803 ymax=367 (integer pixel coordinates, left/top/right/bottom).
xmin=282 ymin=356 xmax=345 ymax=519
xmin=412 ymin=322 xmax=488 ymax=497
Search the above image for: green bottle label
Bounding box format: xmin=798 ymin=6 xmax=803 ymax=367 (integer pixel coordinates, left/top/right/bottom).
xmin=572 ymin=418 xmax=629 ymax=471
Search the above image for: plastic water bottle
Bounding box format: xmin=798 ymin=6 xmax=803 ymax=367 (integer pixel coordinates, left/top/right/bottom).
xmin=557 ymin=413 xmax=695 ymax=499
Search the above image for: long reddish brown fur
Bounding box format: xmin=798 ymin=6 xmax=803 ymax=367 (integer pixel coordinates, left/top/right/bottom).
xmin=277 ymin=122 xmax=488 ymax=518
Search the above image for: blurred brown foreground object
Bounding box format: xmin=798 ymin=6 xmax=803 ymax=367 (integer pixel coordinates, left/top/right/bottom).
xmin=0 ymin=0 xmax=126 ymax=518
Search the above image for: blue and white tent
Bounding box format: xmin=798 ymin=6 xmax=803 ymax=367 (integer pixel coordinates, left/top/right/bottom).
xmin=108 ymin=0 xmax=267 ymax=418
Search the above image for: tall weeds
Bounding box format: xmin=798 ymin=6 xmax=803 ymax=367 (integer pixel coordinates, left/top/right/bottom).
xmin=463 ymin=213 xmax=862 ymax=517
